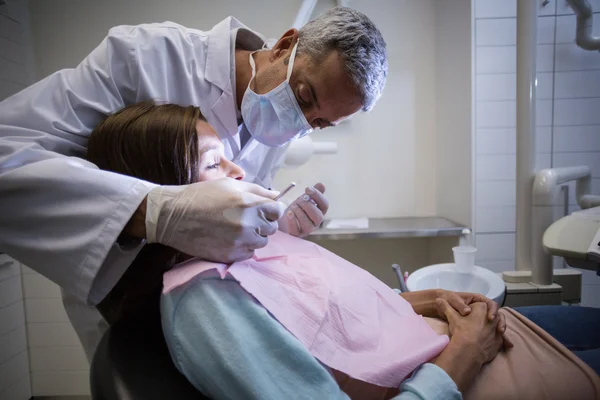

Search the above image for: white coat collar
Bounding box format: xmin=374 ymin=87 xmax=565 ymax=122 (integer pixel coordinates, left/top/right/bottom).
xmin=205 ymin=17 xmax=265 ymax=145
xmin=205 ymin=16 xmax=265 ymax=92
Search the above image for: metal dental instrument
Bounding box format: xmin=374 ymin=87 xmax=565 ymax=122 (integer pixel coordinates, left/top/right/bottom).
xmin=274 ymin=182 xmax=296 ymax=201
xmin=392 ymin=264 xmax=409 ymax=293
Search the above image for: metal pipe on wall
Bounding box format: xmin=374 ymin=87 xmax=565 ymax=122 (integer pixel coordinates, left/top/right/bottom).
xmin=515 ymin=0 xmax=538 ymax=273
xmin=567 ymin=0 xmax=600 ymax=51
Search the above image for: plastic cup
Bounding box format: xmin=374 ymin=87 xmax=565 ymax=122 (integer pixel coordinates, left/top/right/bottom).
xmin=453 ymin=246 xmax=477 ymax=273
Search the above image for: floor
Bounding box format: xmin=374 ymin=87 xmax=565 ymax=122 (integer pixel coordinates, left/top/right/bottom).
xmin=32 ymin=397 xmax=91 ymax=400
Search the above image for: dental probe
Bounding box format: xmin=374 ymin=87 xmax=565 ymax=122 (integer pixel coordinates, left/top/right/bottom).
xmin=274 ymin=182 xmax=296 ymax=201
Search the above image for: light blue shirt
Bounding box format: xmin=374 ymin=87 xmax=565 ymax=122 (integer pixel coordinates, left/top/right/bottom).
xmin=161 ymin=275 xmax=462 ymax=400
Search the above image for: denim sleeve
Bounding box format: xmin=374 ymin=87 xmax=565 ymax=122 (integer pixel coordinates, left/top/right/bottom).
xmin=161 ymin=278 xmax=461 ymax=400
xmin=400 ymin=364 xmax=462 ymax=400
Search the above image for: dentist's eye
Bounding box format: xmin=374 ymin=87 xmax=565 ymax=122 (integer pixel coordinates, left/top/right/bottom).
xmin=297 ymin=85 xmax=312 ymax=107
xmin=296 ymin=91 xmax=309 ymax=107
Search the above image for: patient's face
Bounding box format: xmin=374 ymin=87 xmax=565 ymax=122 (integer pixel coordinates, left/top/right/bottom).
xmin=196 ymin=120 xmax=245 ymax=182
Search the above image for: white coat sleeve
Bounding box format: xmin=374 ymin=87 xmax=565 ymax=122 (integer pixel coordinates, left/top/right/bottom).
xmin=0 ymin=24 xmax=188 ymax=304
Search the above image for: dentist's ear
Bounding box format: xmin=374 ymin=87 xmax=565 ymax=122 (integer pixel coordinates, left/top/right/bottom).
xmin=269 ymin=29 xmax=299 ymax=62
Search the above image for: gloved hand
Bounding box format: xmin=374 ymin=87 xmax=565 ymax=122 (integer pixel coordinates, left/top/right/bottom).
xmin=145 ymin=178 xmax=286 ymax=263
xmin=278 ymin=183 xmax=329 ymax=238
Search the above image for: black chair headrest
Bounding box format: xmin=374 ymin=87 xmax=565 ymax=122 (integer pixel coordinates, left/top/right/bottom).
xmin=90 ymin=316 xmax=209 ymax=400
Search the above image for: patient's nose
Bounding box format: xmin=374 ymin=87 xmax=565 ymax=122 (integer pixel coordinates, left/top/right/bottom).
xmin=225 ymin=159 xmax=245 ymax=181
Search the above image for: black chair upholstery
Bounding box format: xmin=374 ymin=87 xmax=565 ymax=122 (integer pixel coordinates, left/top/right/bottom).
xmin=90 ymin=316 xmax=209 ymax=400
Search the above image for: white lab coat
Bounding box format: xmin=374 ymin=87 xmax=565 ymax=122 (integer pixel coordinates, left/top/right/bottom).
xmin=0 ymin=17 xmax=288 ymax=360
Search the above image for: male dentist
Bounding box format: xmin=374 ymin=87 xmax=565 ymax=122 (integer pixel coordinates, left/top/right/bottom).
xmin=0 ymin=7 xmax=388 ymax=358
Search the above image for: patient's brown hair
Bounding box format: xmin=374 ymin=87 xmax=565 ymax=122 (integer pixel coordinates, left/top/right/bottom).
xmin=88 ymin=101 xmax=201 ymax=185
xmin=88 ymin=101 xmax=203 ymax=324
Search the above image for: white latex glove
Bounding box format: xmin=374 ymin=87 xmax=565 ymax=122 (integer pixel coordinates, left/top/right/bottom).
xmin=279 ymin=183 xmax=329 ymax=238
xmin=145 ymin=178 xmax=286 ymax=263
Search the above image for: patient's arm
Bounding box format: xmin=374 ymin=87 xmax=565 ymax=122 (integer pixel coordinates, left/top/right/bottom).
xmin=160 ymin=278 xmax=462 ymax=400
xmin=400 ymin=289 xmax=442 ymax=317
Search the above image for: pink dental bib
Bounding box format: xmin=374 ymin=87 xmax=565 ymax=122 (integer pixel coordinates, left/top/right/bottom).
xmin=163 ymin=232 xmax=448 ymax=388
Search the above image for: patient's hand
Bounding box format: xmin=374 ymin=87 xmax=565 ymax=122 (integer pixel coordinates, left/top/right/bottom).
xmin=439 ymin=300 xmax=503 ymax=365
xmin=433 ymin=299 xmax=504 ymax=392
xmin=436 ymin=290 xmax=498 ymax=320
xmin=400 ymin=289 xmax=513 ymax=349
xmin=436 ymin=290 xmax=514 ymax=349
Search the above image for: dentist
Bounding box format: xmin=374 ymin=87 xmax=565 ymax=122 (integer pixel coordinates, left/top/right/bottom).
xmin=0 ymin=7 xmax=388 ymax=358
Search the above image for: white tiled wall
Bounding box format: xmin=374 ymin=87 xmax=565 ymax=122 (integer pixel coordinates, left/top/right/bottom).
xmin=0 ymin=1 xmax=35 ymax=398
xmin=473 ymin=0 xmax=600 ymax=306
xmin=0 ymin=256 xmax=31 ymax=400
xmin=21 ymin=266 xmax=91 ymax=397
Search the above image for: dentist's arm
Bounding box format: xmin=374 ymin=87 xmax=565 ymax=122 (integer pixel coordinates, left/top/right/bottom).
xmin=0 ymin=23 xmax=282 ymax=304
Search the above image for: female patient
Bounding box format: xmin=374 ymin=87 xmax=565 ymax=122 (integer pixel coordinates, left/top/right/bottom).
xmin=90 ymin=102 xmax=600 ymax=400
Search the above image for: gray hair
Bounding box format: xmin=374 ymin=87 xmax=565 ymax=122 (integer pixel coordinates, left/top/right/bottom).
xmin=298 ymin=7 xmax=387 ymax=112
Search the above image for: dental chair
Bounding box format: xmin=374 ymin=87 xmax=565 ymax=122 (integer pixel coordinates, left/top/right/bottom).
xmin=90 ymin=315 xmax=209 ymax=400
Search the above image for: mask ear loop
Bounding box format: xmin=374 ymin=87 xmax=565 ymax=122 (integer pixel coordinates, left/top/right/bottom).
xmin=248 ymin=41 xmax=299 ymax=90
xmin=286 ymin=41 xmax=299 ymax=80
xmin=248 ymin=51 xmax=258 ymax=78
xmin=248 ymin=41 xmax=272 ymax=79
xmin=247 ymin=50 xmax=260 ymax=92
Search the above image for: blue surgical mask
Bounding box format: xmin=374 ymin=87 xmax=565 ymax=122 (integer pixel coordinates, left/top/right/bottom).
xmin=241 ymin=42 xmax=313 ymax=148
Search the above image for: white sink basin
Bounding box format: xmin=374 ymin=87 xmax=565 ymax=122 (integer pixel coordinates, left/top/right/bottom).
xmin=406 ymin=263 xmax=506 ymax=305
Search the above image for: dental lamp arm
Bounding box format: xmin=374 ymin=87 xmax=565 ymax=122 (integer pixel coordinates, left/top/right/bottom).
xmin=292 ymin=0 xmax=318 ymax=29
xmin=533 ymin=166 xmax=597 ymax=208
xmin=532 ymin=166 xmax=599 ymax=284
